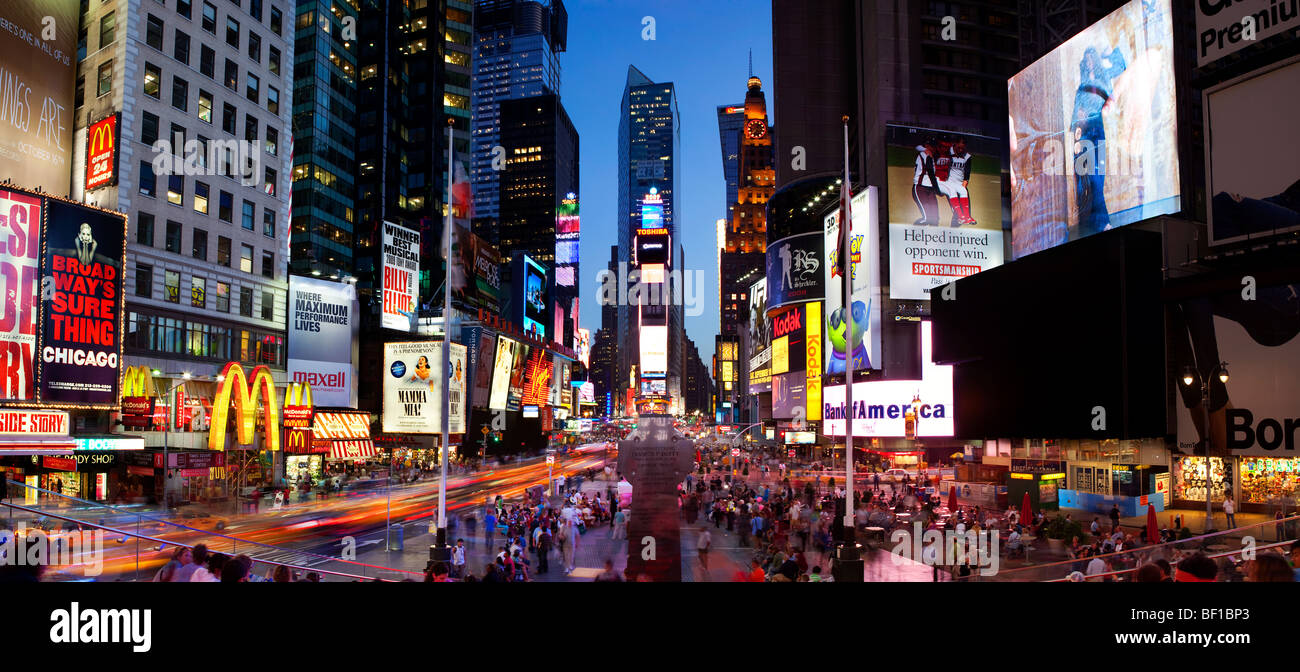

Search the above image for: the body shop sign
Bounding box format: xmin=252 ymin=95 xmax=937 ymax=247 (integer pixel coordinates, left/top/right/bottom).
xmin=822 ymin=322 xmax=954 ymax=437
xmin=85 ymin=114 xmax=118 ymax=190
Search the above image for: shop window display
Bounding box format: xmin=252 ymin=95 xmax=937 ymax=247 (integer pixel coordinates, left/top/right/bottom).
xmin=1239 ymin=457 xmax=1300 ymax=505
xmin=1173 ymin=456 xmax=1231 ymax=503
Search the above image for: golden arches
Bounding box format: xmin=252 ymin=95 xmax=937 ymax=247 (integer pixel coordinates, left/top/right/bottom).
xmin=209 ymin=362 xmax=280 ymax=452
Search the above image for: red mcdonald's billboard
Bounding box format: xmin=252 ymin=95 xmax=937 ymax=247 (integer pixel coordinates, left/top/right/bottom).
xmin=86 ymin=115 xmax=119 ymax=191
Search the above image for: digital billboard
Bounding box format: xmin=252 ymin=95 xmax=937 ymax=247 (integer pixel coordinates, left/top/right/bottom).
xmin=636 ymin=231 xmax=670 ymax=266
xmin=0 ymin=1 xmax=77 ymax=197
xmin=556 ymin=240 xmax=580 ymax=265
xmin=767 ymin=231 xmax=824 ymax=308
xmin=822 ymin=322 xmax=954 ymax=437
xmin=288 ymin=276 xmax=358 ymax=408
xmin=381 ymin=221 xmax=420 ymax=330
xmin=38 ymin=199 xmax=127 ymax=406
xmin=452 ymin=224 xmax=502 ymax=314
xmin=640 ymin=325 xmax=668 ymax=376
xmin=470 ymin=328 xmax=496 ymax=408
xmin=520 ymin=345 xmax=552 ymax=406
xmin=488 ymin=335 xmax=515 ymax=411
xmin=1203 ymin=57 xmax=1300 ymax=246
xmin=823 ymin=187 xmax=881 ymax=373
xmin=507 ymin=340 xmax=530 ymax=411
xmin=574 ymin=327 xmax=591 ymax=367
xmin=558 ymin=193 xmax=580 ymax=234
xmin=0 ymin=189 xmax=41 ymax=402
xmin=748 ymin=277 xmax=769 ymax=355
xmin=1008 ymin=0 xmax=1179 ymax=259
xmin=522 ymin=255 xmax=547 ymax=339
xmin=382 ymin=341 xmax=467 ymax=434
xmin=885 ymin=127 xmax=1004 ymax=299
xmin=640 ymin=187 xmax=664 ymax=229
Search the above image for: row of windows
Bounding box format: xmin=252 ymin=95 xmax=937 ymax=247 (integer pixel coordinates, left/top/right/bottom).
xmin=124 ymin=310 xmax=285 ymax=367
xmin=139 ymin=108 xmax=277 ymax=157
xmin=135 ymin=211 xmax=277 ymax=278
xmin=140 ymin=53 xmax=282 ymax=115
xmin=137 ymin=160 xmax=278 ymax=215
xmin=133 ymin=262 xmax=276 ymax=319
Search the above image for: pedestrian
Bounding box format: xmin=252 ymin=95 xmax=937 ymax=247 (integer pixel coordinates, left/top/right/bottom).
xmin=451 ymin=539 xmax=467 ymax=579
xmin=173 ymin=545 xmax=205 ymax=583
xmin=697 ymin=527 xmax=712 ymax=572
xmin=484 ymin=510 xmax=497 ymax=548
xmin=1109 ymin=504 xmax=1121 ymax=533
xmin=536 ymin=525 xmax=552 ymax=573
xmin=1223 ymin=493 xmax=1236 ymax=529
xmin=594 ymin=558 xmax=624 ymax=582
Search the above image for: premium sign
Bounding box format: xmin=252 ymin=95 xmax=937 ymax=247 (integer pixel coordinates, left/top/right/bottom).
xmin=85 ymin=114 xmax=118 ymax=190
xmin=1195 ymin=0 xmax=1299 ymax=66
xmin=0 ymin=1 xmax=77 ymax=196
xmin=822 ymin=322 xmax=955 ymax=437
xmin=382 ymin=341 xmax=467 ymax=434
xmin=287 ymin=275 xmax=358 ymax=407
xmin=209 ymin=362 xmax=280 ymax=452
xmin=0 ymin=409 xmax=69 ymax=435
xmin=824 ymin=187 xmax=881 ymax=373
xmin=0 ymin=189 xmax=41 ymax=402
xmin=38 ymin=199 xmax=126 ymax=406
xmin=381 ymin=221 xmax=420 ymax=330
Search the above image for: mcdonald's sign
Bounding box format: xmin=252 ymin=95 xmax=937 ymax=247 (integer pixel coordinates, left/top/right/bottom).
xmin=284 ymin=427 xmax=317 ymax=454
xmin=85 ymin=114 xmax=119 ymax=190
xmin=120 ymin=365 xmax=157 ymax=429
xmin=283 ymin=382 xmax=314 ymax=428
xmin=209 ymin=362 xmax=280 ymax=452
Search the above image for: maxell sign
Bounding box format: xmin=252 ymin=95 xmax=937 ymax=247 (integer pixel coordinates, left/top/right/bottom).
xmin=287 ymin=276 xmax=359 ymax=408
xmin=1196 ymin=0 xmax=1300 ymax=67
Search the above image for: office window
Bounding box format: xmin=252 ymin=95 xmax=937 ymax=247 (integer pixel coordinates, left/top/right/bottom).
xmin=78 ymin=24 xmax=87 ymax=62
xmin=217 ymin=236 xmax=231 ymax=266
xmin=246 ymin=72 xmax=259 ymax=103
xmin=218 ymin=191 xmax=233 ymax=222
xmin=167 ymin=175 xmax=183 ymax=206
xmin=260 ymin=289 xmax=274 ymax=319
xmin=224 ymin=59 xmax=237 ymax=90
xmin=100 ymin=12 xmax=116 ymax=47
xmin=139 ymin=161 xmax=156 ymax=197
xmin=221 ymin=103 xmax=236 ymax=134
xmin=195 ymin=136 xmax=209 ymax=170
xmin=192 ymin=228 xmax=207 ymax=260
xmin=264 ymin=167 xmax=276 ymax=196
xmin=239 ymin=286 xmax=253 ymax=316
xmin=202 ymin=2 xmax=216 ymax=34
xmin=251 ymin=0 xmax=263 ymax=21
xmin=244 ymin=114 xmax=258 ymax=143
xmin=200 ymin=45 xmax=214 ymax=78
xmin=169 ymin=124 xmax=185 ymax=156
xmin=261 ymin=251 xmax=274 ymax=279
xmin=270 ymin=7 xmax=282 ymax=35
xmin=247 ymin=32 xmax=260 ymax=63
xmin=146 ymin=15 xmax=164 ymax=51
xmin=241 ymin=200 xmax=255 ymax=230
xmin=135 ymin=264 xmax=152 ymax=299
xmin=142 ymin=63 xmax=161 ymax=99
xmin=266 ymin=86 xmax=279 ymax=115
xmin=178 ymin=0 xmax=192 ymax=20
xmin=268 ymin=46 xmax=280 ymax=76
xmin=198 ymin=90 xmax=212 ymax=123
xmin=191 ymin=277 xmax=206 ymax=308
xmin=226 ymin=17 xmax=240 ymax=48
xmin=194 ymin=182 xmax=209 ymax=214
xmin=165 ymin=271 xmax=180 ymax=303
xmin=239 ymin=245 xmax=253 ymax=274
xmin=216 ymin=282 xmax=230 ymax=312
xmin=97 ymin=60 xmax=113 ymax=96
xmin=174 ymin=30 xmax=190 ymax=65
xmin=265 ymin=127 xmax=277 ymax=156
xmin=141 ymin=111 xmax=159 ymax=145
xmin=165 ymin=220 xmax=182 ymax=252
xmin=262 ymin=208 xmax=275 ymax=237
xmin=171 ymin=76 xmax=188 ymax=111
xmin=137 ymin=213 xmax=155 ymax=246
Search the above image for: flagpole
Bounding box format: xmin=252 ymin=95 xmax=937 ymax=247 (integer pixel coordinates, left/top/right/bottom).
xmin=435 ymin=119 xmax=454 ymax=562
xmin=841 ymin=115 xmax=855 ymax=539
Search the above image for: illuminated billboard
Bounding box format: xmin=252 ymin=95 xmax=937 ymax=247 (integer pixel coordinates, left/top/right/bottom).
xmin=1203 ymin=58 xmax=1300 ymax=246
xmin=748 ymin=277 xmax=769 ymax=354
xmin=0 ymin=1 xmax=77 ymax=197
xmin=382 ymin=341 xmax=467 ymax=434
xmin=85 ymin=114 xmax=119 ymax=191
xmin=507 ymin=340 xmax=530 ymax=411
xmin=0 ymin=189 xmax=42 ymax=402
xmin=767 ymin=231 xmax=824 ymax=308
xmin=556 ymin=240 xmax=579 ymax=264
xmin=640 ymin=325 xmax=668 ymax=377
xmin=521 ymin=256 xmax=547 ymax=339
xmin=885 ymin=126 xmax=1004 ymax=299
xmin=381 ymin=221 xmax=420 ymax=330
xmin=823 ymin=187 xmax=881 ymax=373
xmin=1008 ymin=0 xmax=1179 ymax=259
xmin=488 ymin=335 xmax=515 ymax=411
xmin=636 ymin=231 xmax=670 ymax=266
xmin=558 ymin=193 xmax=580 ymax=233
xmin=822 ymin=322 xmax=954 ymax=437
xmin=640 ymin=187 xmax=664 ymax=229
xmin=288 ymin=276 xmax=359 ymax=408
xmin=520 ymin=345 xmax=553 ymax=406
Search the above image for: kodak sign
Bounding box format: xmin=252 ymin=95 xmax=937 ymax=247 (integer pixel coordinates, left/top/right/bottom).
xmin=209 ymin=362 xmax=280 ymax=452
xmin=86 ymin=115 xmax=118 ymax=190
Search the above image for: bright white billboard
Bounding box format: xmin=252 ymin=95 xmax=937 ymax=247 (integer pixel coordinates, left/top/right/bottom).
xmin=640 ymin=325 xmax=668 ymax=376
xmin=381 ymin=221 xmax=420 ymax=330
xmin=382 ymin=341 xmax=467 ymax=434
xmin=822 ymin=322 xmax=954 ymax=437
xmin=288 ymin=276 xmax=358 ymax=407
xmin=823 ymin=187 xmax=881 ymax=373
xmin=488 ymin=335 xmax=516 ymax=411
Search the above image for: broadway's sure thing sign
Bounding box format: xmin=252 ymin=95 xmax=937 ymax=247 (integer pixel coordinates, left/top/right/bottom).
xmin=381 ymin=221 xmax=420 ymax=330
xmin=287 ymin=276 xmax=358 ymax=407
xmin=0 ymin=189 xmax=42 ymax=402
xmin=382 ymin=341 xmax=467 ymax=434
xmin=39 ymin=200 xmax=127 ymax=406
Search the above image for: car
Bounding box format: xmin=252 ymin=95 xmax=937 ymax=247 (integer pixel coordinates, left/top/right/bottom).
xmin=882 ymin=468 xmax=916 ymax=482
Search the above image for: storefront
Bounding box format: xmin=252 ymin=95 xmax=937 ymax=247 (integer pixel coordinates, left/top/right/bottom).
xmin=1007 ymin=459 xmax=1066 ymax=511
xmin=1172 ymin=455 xmax=1232 ymax=508
xmin=316 ymin=411 xmax=377 ymax=466
xmin=286 ymin=454 xmax=324 ymax=485
xmin=1172 ymin=455 xmax=1299 ymax=513
xmin=1238 ymin=456 xmax=1300 ymax=508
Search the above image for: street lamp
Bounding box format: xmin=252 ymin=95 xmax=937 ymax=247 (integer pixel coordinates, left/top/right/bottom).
xmin=1181 ymin=362 xmax=1228 ymax=533
xmin=157 ymin=372 xmax=192 ymax=511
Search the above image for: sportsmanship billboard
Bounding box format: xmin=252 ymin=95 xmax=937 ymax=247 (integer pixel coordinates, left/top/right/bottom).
xmin=1008 ymin=0 xmax=1179 ymax=260
xmin=1203 ymin=58 xmax=1300 ymax=247
xmin=381 ymin=221 xmax=420 ymax=330
xmin=822 ymin=322 xmax=954 ymax=437
xmin=0 ymin=189 xmax=42 ymax=402
xmin=382 ymin=341 xmax=467 ymax=434
xmin=767 ymin=231 xmax=824 ymax=309
xmin=287 ymin=276 xmax=358 ymax=408
xmin=488 ymin=335 xmax=515 ymax=411
xmin=0 ymin=1 xmax=77 ymax=197
xmin=823 ymin=187 xmax=881 ymax=374
xmin=38 ymin=199 xmax=127 ymax=406
xmin=885 ymin=126 xmax=1004 ymax=299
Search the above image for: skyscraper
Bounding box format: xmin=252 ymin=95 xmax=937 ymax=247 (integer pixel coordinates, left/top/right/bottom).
xmin=716 ymin=103 xmax=744 ymax=224
xmin=470 ymin=0 xmax=567 ymax=238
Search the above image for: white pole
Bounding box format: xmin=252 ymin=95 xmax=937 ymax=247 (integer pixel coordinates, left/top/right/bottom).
xmin=842 ymin=117 xmax=855 ymax=534
xmin=438 ymin=121 xmax=454 ymax=539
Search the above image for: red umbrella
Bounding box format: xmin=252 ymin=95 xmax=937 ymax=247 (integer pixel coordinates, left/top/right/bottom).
xmin=1020 ymin=492 xmax=1032 ymax=528
xmin=1146 ymin=505 xmax=1159 ymax=544
xmin=947 ymin=486 xmax=958 ymax=512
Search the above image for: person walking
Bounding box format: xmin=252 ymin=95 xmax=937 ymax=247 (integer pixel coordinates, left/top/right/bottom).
xmin=1223 ymin=494 xmax=1237 ymax=530
xmin=1109 ymin=504 xmax=1121 ymax=534
xmin=484 ymin=510 xmax=497 ymax=548
xmin=611 ymin=508 xmax=626 ymax=540
xmin=451 ymin=539 xmax=467 ymax=579
xmin=697 ymin=527 xmax=713 ymax=574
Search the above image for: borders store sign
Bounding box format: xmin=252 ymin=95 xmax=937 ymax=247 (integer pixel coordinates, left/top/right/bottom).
xmin=822 ymin=322 xmax=954 ymax=437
